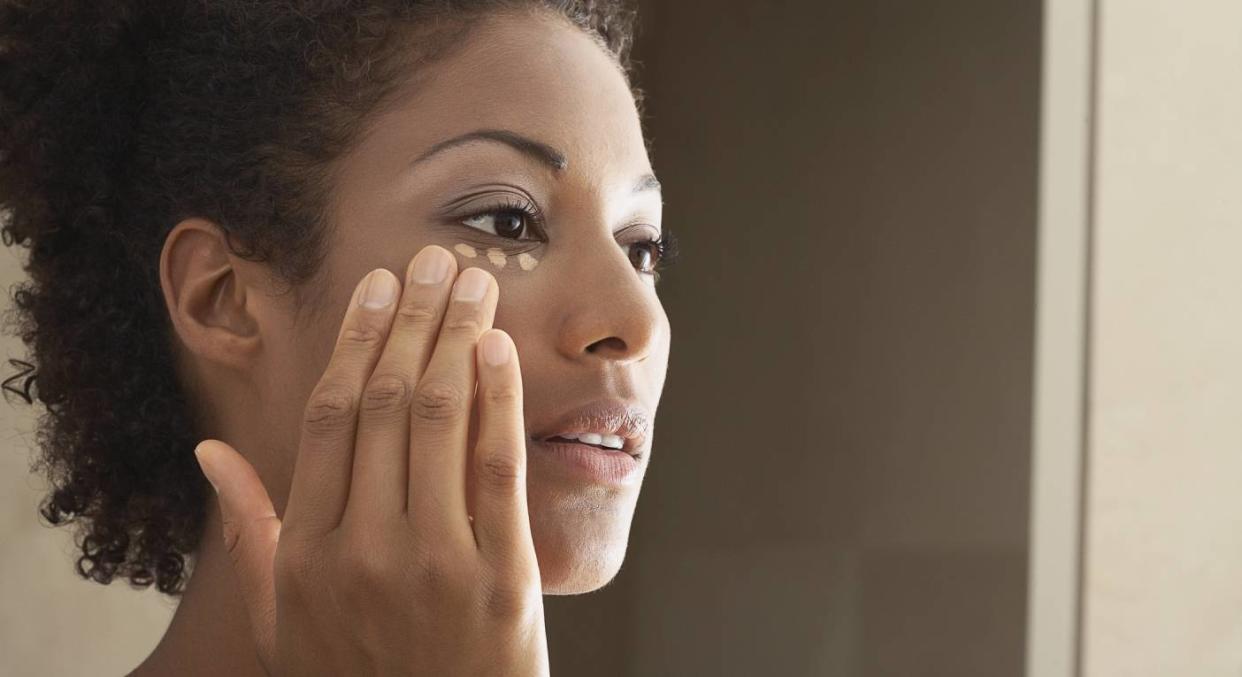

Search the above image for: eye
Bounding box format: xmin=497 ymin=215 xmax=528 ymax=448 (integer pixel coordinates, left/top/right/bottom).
xmin=624 ymin=228 xmax=679 ymax=281
xmin=627 ymin=240 xmax=661 ymax=274
xmin=462 ymin=209 xmax=532 ymax=239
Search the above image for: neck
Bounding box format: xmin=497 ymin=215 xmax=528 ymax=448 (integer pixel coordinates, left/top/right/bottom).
xmin=130 ymin=497 xmax=267 ymax=677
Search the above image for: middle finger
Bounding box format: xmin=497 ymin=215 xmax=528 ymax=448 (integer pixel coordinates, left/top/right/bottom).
xmin=343 ymin=245 xmax=458 ymax=526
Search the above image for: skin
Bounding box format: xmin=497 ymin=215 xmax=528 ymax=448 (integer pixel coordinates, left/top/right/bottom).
xmin=133 ymin=9 xmax=669 ymax=676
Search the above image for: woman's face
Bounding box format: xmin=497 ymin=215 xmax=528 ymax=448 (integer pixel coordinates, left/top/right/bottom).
xmin=256 ymin=10 xmax=669 ymax=595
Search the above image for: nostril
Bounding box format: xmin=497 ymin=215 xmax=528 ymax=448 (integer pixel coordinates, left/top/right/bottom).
xmin=586 ymin=336 xmax=627 ymax=354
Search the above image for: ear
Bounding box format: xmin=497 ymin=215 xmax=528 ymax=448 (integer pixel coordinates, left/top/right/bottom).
xmin=159 ymin=218 xmax=263 ymax=370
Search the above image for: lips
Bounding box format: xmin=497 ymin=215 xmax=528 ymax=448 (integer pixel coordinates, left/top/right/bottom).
xmin=530 ymin=398 xmax=652 ymax=457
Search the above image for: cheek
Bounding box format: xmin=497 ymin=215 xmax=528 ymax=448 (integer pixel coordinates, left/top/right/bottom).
xmin=250 ymin=315 xmax=342 ymax=513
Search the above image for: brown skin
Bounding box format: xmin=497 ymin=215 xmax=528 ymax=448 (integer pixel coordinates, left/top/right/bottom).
xmin=133 ymin=11 xmax=669 ymax=676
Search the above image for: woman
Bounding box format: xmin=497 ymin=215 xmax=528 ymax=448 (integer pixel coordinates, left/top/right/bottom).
xmin=0 ymin=0 xmax=676 ymax=673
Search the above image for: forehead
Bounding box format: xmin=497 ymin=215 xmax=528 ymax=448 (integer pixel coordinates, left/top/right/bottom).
xmin=362 ymin=10 xmax=649 ymax=178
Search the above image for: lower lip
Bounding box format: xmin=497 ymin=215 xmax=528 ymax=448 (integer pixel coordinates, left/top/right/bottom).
xmin=530 ymin=439 xmax=642 ymax=486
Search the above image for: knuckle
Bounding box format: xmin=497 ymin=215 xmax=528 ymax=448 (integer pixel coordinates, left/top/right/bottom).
xmin=339 ymin=545 xmax=394 ymax=593
xmin=361 ymin=373 xmax=414 ymax=414
xmin=221 ymin=517 xmax=243 ymax=558
xmin=339 ymin=323 xmax=386 ymax=348
xmin=222 ymin=515 xmax=278 ymax=563
xmin=478 ymin=450 xmax=524 ymax=492
xmin=395 ymin=300 xmax=440 ymax=325
xmin=303 ymin=386 xmax=358 ymax=435
xmin=482 ymin=383 xmax=520 ymax=408
xmin=441 ymin=313 xmax=483 ymax=338
xmin=411 ymin=380 xmax=466 ymax=423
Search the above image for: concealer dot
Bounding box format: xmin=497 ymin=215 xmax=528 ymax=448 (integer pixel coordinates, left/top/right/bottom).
xmin=453 ymin=242 xmax=539 ymax=272
xmin=485 ymin=248 xmax=508 ymax=269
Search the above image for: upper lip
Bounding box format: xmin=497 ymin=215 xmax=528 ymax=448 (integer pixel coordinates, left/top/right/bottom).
xmin=531 ymin=399 xmax=652 ymax=456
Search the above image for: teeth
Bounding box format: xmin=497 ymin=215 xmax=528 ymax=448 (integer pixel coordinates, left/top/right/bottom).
xmin=558 ymin=432 xmax=626 ymax=450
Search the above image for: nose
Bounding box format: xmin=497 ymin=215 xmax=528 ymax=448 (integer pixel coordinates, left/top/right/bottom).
xmin=554 ymin=241 xmax=665 ymax=364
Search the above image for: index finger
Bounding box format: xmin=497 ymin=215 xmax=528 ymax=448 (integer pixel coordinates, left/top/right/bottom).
xmin=282 ymin=268 xmax=401 ymax=537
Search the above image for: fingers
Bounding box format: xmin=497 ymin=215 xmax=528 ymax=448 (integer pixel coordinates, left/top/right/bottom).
xmin=283 ymin=268 xmax=400 ymax=537
xmin=343 ymin=246 xmax=457 ymax=524
xmin=407 ymin=266 xmax=498 ymax=543
xmin=194 ymin=439 xmax=280 ymax=665
xmin=469 ymin=330 xmax=538 ymax=571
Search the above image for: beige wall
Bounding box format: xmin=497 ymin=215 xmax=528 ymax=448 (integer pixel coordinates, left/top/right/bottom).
xmin=0 ymin=245 xmax=173 ymax=675
xmin=1081 ymin=0 xmax=1242 ymax=674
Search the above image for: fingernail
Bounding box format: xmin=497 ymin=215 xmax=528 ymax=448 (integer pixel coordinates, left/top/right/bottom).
xmin=481 ymin=330 xmax=511 ymax=366
xmin=453 ymin=267 xmax=489 ymax=303
xmin=194 ymin=442 xmax=221 ymax=494
xmin=359 ymin=269 xmax=398 ymax=308
xmin=410 ymin=246 xmax=451 ymax=285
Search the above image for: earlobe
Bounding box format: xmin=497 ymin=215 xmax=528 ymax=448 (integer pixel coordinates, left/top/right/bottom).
xmin=159 ymin=218 xmax=263 ymax=370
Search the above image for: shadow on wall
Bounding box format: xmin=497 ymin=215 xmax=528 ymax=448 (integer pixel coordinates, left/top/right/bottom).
xmin=547 ymin=0 xmax=1040 ymax=675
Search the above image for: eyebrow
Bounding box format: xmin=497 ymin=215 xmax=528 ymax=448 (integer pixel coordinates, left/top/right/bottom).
xmin=411 ymin=127 xmax=662 ymax=196
xmin=411 ymin=129 xmax=568 ymax=172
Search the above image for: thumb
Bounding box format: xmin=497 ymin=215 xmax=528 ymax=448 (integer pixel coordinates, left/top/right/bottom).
xmin=194 ymin=439 xmax=280 ymax=666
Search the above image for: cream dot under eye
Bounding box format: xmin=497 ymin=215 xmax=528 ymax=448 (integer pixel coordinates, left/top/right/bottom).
xmin=451 ymin=242 xmax=539 ymax=272
xmin=486 ymin=248 xmax=507 ymax=269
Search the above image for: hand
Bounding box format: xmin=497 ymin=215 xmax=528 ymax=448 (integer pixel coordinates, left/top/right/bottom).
xmin=193 ymin=245 xmax=548 ymax=676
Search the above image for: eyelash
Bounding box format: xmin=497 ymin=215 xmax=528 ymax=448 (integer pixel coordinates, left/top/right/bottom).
xmin=458 ymin=198 xmax=681 ymax=281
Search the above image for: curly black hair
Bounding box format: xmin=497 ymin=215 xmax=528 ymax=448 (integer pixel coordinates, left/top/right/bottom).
xmin=0 ymin=0 xmax=640 ymax=596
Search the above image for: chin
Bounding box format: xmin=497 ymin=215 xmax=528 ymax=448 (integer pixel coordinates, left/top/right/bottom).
xmin=536 ymin=544 xmax=628 ymax=595
xmin=530 ymin=511 xmax=634 ymax=595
